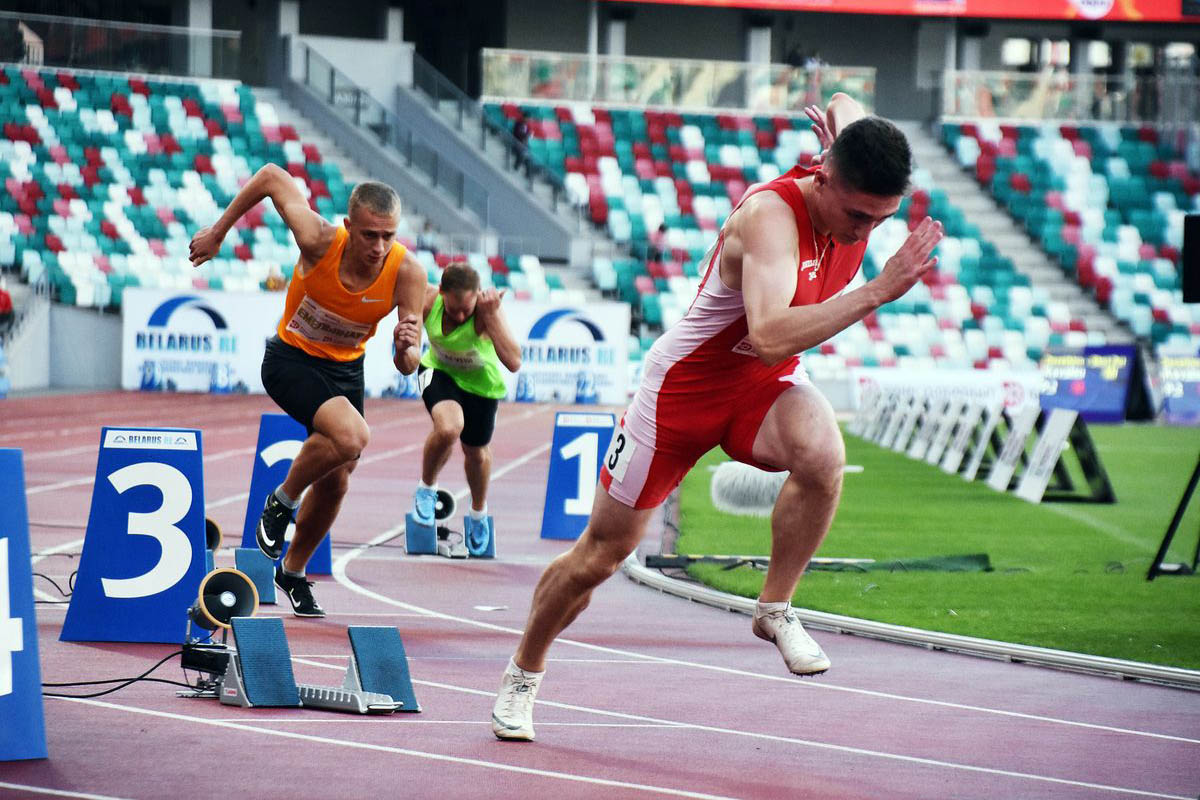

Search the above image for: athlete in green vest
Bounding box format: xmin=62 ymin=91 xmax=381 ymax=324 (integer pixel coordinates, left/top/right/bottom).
xmin=412 ymin=263 xmax=522 ymax=554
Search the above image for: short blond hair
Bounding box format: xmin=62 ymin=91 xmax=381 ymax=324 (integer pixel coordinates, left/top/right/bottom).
xmin=347 ymin=181 xmax=400 ymax=217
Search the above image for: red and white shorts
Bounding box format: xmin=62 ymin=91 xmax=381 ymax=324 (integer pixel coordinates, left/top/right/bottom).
xmin=599 ymin=359 xmax=810 ymax=510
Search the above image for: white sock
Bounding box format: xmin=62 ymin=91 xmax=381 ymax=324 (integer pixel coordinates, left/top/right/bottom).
xmin=281 ymin=565 xmax=306 ymax=579
xmin=469 ymin=505 xmax=488 ymax=520
xmin=418 ymin=480 xmax=436 ymax=491
xmin=507 ymin=657 xmax=544 ymax=680
xmin=273 ymin=485 xmax=299 ymax=510
xmin=755 ymin=600 xmax=790 ymax=618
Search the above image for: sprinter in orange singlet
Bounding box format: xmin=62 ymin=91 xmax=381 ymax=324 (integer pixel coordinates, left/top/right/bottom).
xmin=189 ymin=166 xmax=426 ymax=617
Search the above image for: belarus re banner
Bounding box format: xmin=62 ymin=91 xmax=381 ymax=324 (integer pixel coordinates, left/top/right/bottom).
xmin=122 ymin=288 xmax=630 ymax=404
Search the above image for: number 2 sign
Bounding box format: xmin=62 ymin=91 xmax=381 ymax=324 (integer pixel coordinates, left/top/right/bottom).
xmin=539 ymin=412 xmax=615 ymax=541
xmin=61 ymin=428 xmax=207 ymax=643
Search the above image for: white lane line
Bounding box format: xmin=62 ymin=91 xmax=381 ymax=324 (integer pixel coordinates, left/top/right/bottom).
xmin=0 ymin=781 xmax=133 ymax=800
xmin=289 ymin=657 xmax=1193 ymax=800
xmin=26 ymin=476 xmax=94 ymax=495
xmin=330 ymin=455 xmax=1200 ymax=750
xmin=208 ymin=718 xmax=684 ymax=727
xmin=48 ymin=696 xmax=737 ymax=800
xmin=30 ymin=538 xmax=84 ymax=603
xmin=333 ymin=525 xmax=1200 ymax=746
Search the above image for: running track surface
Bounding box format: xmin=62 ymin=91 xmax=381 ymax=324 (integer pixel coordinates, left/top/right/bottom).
xmin=1 ymin=392 xmax=1197 ymax=800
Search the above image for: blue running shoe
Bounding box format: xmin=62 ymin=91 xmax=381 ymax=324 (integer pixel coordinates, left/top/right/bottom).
xmin=465 ymin=514 xmax=491 ymax=557
xmin=413 ymin=486 xmax=437 ymax=527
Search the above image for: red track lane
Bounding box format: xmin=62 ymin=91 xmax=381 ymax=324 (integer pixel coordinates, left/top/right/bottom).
xmin=2 ymin=391 xmax=1198 ymax=800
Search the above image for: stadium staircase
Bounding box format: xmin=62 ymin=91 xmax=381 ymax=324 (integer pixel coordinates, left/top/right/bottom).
xmin=896 ymin=120 xmax=1129 ymax=345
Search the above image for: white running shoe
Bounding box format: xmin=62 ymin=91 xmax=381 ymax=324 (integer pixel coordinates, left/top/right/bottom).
xmin=491 ymin=661 xmax=543 ymax=741
xmin=752 ymin=604 xmax=831 ymax=676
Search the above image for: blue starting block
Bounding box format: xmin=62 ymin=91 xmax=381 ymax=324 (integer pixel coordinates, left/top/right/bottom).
xmin=234 ymin=548 xmax=277 ymax=604
xmin=404 ymin=511 xmax=438 ymax=555
xmin=345 ymin=626 xmax=420 ymax=712
xmin=220 ymin=616 xmax=301 ymax=708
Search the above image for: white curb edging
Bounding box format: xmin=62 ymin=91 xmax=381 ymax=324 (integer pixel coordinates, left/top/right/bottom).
xmin=621 ymin=553 xmax=1200 ymax=691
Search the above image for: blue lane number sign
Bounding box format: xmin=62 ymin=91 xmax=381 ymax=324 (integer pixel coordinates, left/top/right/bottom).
xmin=61 ymin=428 xmax=207 ymax=643
xmin=540 ymin=412 xmax=616 ymax=540
xmin=240 ymin=414 xmax=332 ymax=574
xmin=0 ymin=448 xmax=47 ymax=760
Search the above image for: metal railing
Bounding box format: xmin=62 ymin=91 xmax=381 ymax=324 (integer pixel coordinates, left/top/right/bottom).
xmin=0 ymin=10 xmax=240 ymax=79
xmin=481 ymin=48 xmax=875 ymax=114
xmin=299 ymin=43 xmax=493 ymax=227
xmin=941 ymin=68 xmax=1200 ymax=126
xmin=408 ymin=49 xmax=581 ymax=225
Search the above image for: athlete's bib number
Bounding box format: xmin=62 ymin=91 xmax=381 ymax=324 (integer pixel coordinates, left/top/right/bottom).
xmin=603 ymin=427 xmax=636 ymax=483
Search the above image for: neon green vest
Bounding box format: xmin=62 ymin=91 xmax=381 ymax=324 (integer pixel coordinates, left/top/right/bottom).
xmin=420 ymin=294 xmax=508 ymax=399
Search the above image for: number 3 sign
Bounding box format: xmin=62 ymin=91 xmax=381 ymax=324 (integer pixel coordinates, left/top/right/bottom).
xmin=539 ymin=412 xmax=615 ymax=541
xmin=61 ymin=428 xmax=208 ymax=643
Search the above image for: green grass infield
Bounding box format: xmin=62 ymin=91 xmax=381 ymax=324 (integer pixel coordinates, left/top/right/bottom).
xmin=676 ymin=423 xmax=1200 ymax=670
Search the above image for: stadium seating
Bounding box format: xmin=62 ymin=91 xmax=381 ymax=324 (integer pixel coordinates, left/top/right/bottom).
xmin=0 ymin=67 xmax=581 ymax=308
xmin=493 ymin=100 xmax=1102 ymax=372
xmin=943 ymin=120 xmax=1200 ymax=355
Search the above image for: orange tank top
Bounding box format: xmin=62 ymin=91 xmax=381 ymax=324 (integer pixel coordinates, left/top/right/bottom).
xmin=276 ymin=227 xmax=405 ymax=362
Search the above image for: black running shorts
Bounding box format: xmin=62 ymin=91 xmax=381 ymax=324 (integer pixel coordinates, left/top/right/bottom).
xmin=261 ymin=336 xmax=365 ymax=434
xmin=419 ymin=366 xmax=499 ymax=447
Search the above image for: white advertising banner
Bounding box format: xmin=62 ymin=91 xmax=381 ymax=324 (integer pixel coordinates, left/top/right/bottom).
xmin=122 ymin=289 xmax=632 ymax=405
xmin=503 ymin=300 xmax=631 ymax=405
xmin=850 ymin=367 xmax=1042 ymax=413
xmin=122 ymin=288 xmax=280 ymax=393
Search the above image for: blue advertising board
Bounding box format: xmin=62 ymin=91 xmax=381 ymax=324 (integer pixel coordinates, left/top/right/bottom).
xmin=1039 ymin=345 xmax=1138 ymax=423
xmin=540 ymin=412 xmax=616 ymax=540
xmin=1161 ymin=353 xmax=1200 ymax=425
xmin=62 ymin=428 xmax=207 ymax=643
xmin=240 ymin=414 xmax=332 ymax=574
xmin=0 ymin=449 xmax=47 ymax=760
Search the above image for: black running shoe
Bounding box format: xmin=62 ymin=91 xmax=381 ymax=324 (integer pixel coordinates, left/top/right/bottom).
xmin=256 ymin=492 xmax=292 ymax=560
xmin=274 ymin=565 xmax=326 ymax=618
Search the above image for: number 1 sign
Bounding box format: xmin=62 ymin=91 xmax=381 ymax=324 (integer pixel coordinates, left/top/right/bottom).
xmin=539 ymin=412 xmax=616 ymax=540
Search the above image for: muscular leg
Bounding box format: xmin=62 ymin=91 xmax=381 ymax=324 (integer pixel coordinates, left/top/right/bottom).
xmin=421 ymin=400 xmax=464 ymax=485
xmin=283 ymin=459 xmax=356 ymax=573
xmin=279 ymin=396 xmax=369 ymax=501
xmin=750 ymin=383 xmax=846 ymax=603
xmin=514 ymin=490 xmax=655 ymax=672
xmin=461 ymin=443 xmax=490 ymax=513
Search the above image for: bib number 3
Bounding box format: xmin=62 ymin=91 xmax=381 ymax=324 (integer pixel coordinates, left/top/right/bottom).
xmin=603 ymin=428 xmax=636 ymax=483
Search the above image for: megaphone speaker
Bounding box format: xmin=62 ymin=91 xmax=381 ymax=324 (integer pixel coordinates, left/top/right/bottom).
xmin=188 ymin=568 xmax=259 ymax=631
xmin=434 ymin=489 xmax=456 ymax=521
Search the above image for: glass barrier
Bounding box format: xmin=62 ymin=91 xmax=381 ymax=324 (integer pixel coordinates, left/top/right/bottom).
xmin=942 ymin=69 xmax=1200 ymax=126
xmin=482 ymin=48 xmax=875 ymax=114
xmin=0 ymin=10 xmax=240 ymax=79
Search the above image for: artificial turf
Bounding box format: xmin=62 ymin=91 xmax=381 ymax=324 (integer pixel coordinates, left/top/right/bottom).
xmin=676 ymin=423 xmax=1200 ymax=670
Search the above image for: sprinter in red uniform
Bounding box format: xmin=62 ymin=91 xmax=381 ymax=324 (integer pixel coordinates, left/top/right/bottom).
xmin=492 ymin=93 xmax=944 ymax=741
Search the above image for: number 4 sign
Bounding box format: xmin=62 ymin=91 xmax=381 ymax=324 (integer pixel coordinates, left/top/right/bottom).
xmin=540 ymin=412 xmax=616 ymax=540
xmin=0 ymin=449 xmax=47 ymax=761
xmin=61 ymin=428 xmax=208 ymax=643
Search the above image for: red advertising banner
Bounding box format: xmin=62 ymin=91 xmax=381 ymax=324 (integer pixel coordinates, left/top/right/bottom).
xmin=608 ymin=0 xmax=1198 ymax=22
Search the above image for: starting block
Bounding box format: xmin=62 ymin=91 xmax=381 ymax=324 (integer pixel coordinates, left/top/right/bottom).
xmin=234 ymin=548 xmax=277 ymax=604
xmin=220 ymin=617 xmax=301 ymax=708
xmin=343 ymin=626 xmax=420 ymax=712
xmin=406 ymin=488 xmax=485 ymax=556
xmin=216 ymin=619 xmax=414 ymax=714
